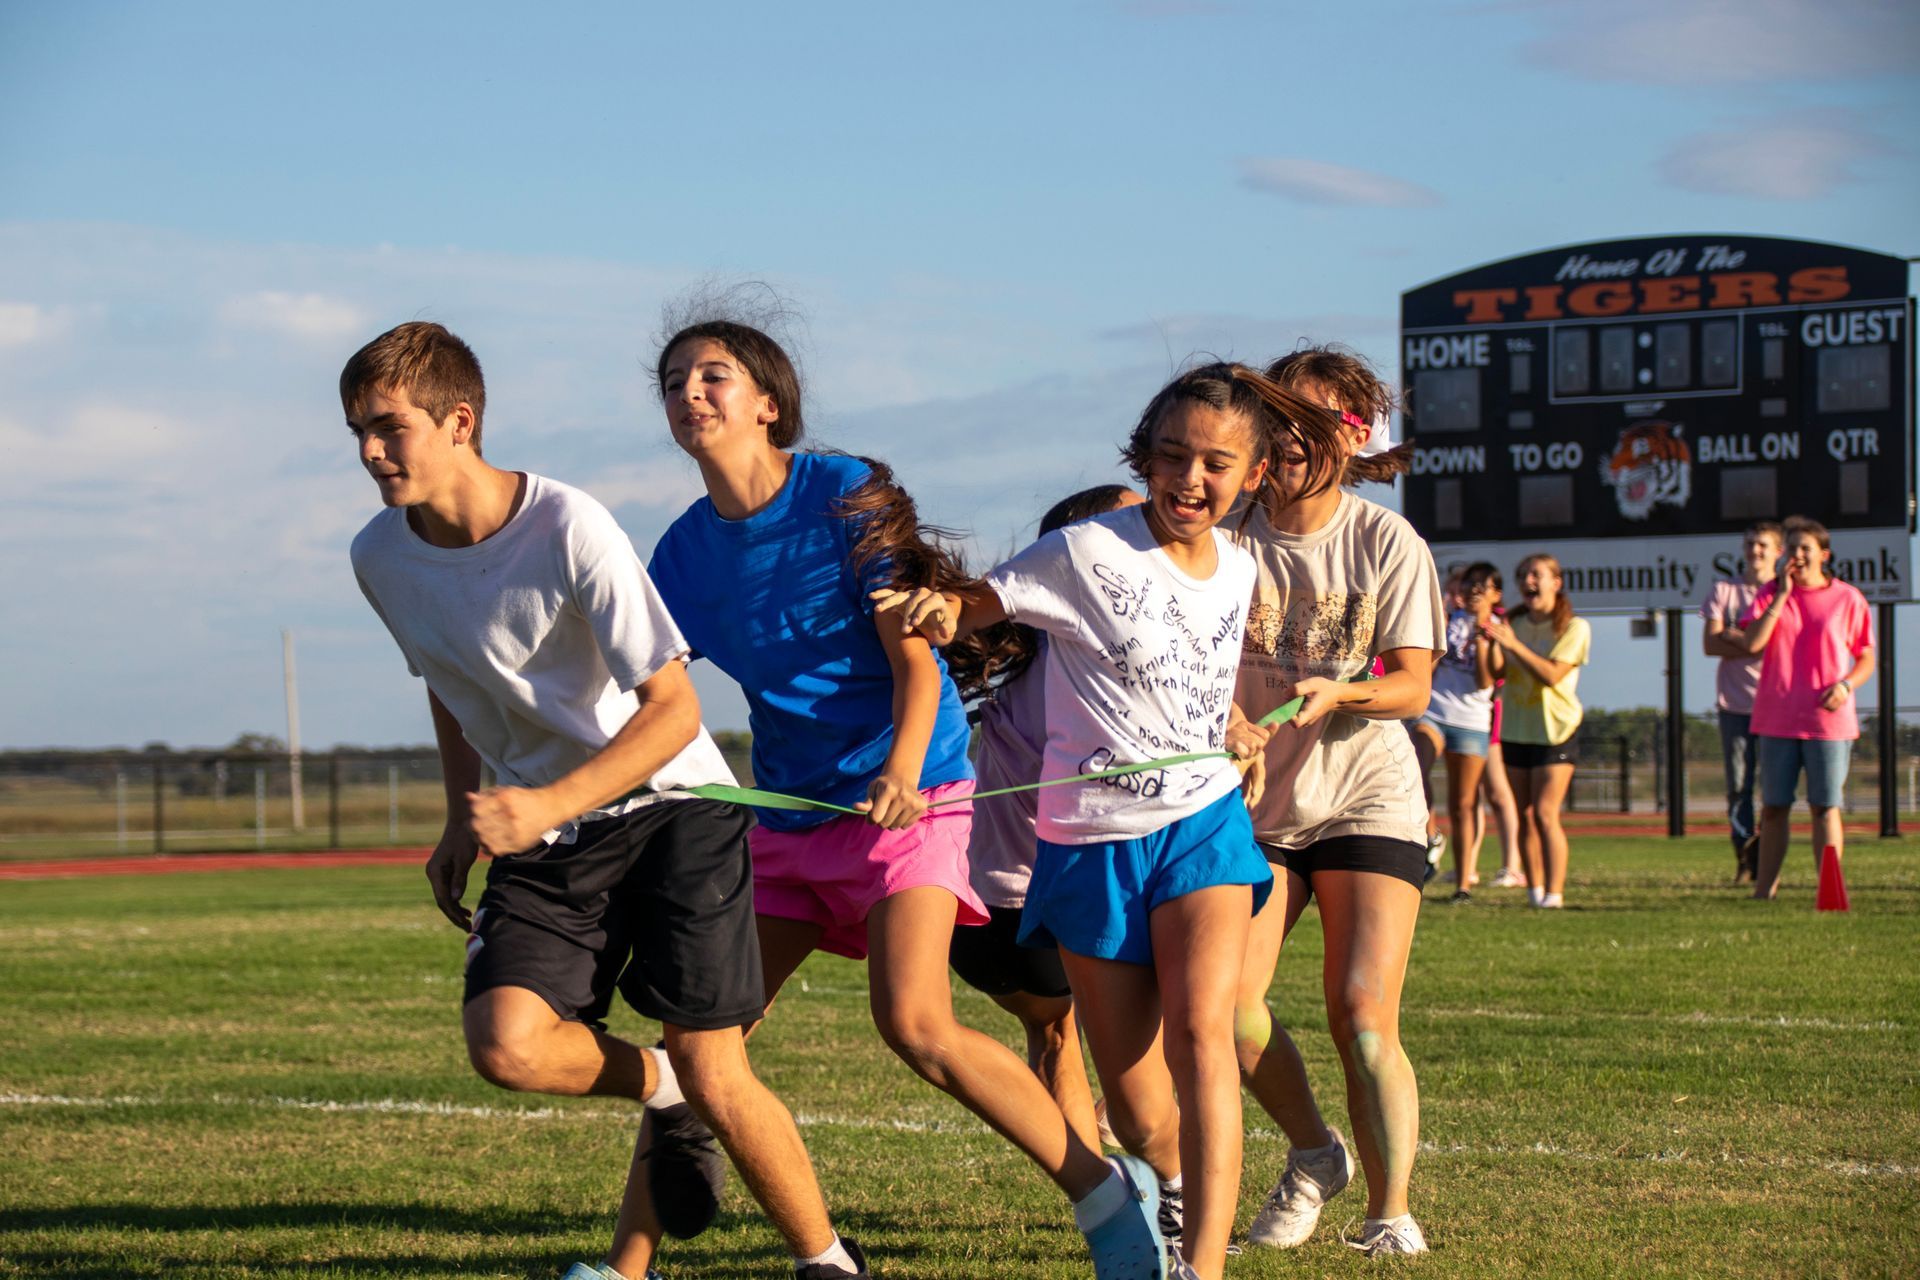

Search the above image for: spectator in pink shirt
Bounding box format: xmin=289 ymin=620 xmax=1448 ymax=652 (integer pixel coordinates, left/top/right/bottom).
xmin=1734 ymin=518 xmax=1875 ymax=901
xmin=1699 ymin=521 xmax=1783 ymax=883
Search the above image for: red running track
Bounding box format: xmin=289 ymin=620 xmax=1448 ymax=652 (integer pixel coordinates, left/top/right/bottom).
xmin=0 ymin=848 xmax=433 ymax=880
xmin=2 ymin=821 xmax=1895 ymax=879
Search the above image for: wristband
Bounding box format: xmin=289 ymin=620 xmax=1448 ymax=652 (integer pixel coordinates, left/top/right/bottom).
xmin=1838 ymin=679 xmax=1852 ymax=695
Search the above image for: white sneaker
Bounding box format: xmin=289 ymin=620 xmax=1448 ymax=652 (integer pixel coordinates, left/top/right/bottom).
xmin=1490 ymin=869 xmax=1525 ymax=888
xmin=1246 ymin=1127 xmax=1353 ymax=1248
xmin=1540 ymin=892 xmax=1564 ymax=909
xmin=1344 ymin=1215 xmax=1428 ymax=1256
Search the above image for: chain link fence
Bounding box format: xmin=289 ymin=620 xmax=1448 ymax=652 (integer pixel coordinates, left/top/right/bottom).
xmin=1420 ymin=710 xmax=1919 ymax=823
xmin=1 ymin=720 xmax=1904 ymax=860
xmin=1 ymin=737 xmax=760 ymax=861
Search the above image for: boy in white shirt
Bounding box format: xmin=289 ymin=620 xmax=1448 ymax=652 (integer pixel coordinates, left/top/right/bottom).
xmin=343 ymin=322 xmax=867 ymax=1280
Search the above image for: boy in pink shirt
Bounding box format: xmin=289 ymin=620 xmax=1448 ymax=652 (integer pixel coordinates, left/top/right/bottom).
xmin=1734 ymin=518 xmax=1875 ymax=900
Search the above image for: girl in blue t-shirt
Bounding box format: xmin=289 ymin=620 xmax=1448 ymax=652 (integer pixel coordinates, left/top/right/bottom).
xmin=879 ymin=363 xmax=1339 ymax=1280
xmin=646 ymin=319 xmax=1164 ymax=1278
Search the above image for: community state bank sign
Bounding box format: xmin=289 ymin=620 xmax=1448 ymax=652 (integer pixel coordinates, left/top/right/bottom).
xmin=1400 ymin=234 xmax=1915 ymax=610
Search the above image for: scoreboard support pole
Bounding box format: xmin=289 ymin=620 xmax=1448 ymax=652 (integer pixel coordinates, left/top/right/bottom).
xmin=1666 ymin=608 xmax=1686 ymax=838
xmin=1879 ymin=602 xmax=1899 ymax=838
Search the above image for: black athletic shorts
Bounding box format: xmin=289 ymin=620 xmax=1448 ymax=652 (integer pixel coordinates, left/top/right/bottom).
xmin=1503 ymin=738 xmax=1580 ymax=769
xmin=463 ymin=799 xmax=765 ymax=1031
xmin=1260 ymin=834 xmax=1428 ymax=900
xmin=948 ymin=905 xmax=1072 ymax=1000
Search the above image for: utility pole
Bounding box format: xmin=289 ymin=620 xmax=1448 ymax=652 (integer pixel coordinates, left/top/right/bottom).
xmin=283 ymin=628 xmax=304 ymax=830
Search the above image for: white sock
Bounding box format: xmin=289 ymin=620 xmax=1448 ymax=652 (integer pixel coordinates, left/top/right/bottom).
xmin=1368 ymin=1213 xmax=1416 ymax=1230
xmin=1542 ymin=891 xmax=1564 ymax=908
xmin=1160 ymin=1173 xmax=1182 ymax=1194
xmin=643 ymin=1045 xmax=684 ymax=1110
xmin=1528 ymin=886 xmax=1546 ymax=906
xmin=1073 ymin=1165 xmax=1130 ymax=1233
xmin=796 ymin=1236 xmax=856 ymax=1271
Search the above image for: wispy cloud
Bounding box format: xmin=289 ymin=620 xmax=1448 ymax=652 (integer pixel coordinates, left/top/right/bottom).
xmin=579 ymin=457 xmax=708 ymax=517
xmin=1659 ymin=110 xmax=1894 ymax=199
xmin=0 ymin=223 xmax=1176 ymax=747
xmin=0 ymin=301 xmax=70 ymax=347
xmin=1519 ymin=0 xmax=1920 ymax=83
xmin=1098 ymin=313 xmax=1396 ymax=363
xmin=219 ymin=290 xmax=368 ymax=342
xmin=0 ymin=403 xmax=189 ymax=484
xmin=1236 ymin=158 xmax=1442 ymax=208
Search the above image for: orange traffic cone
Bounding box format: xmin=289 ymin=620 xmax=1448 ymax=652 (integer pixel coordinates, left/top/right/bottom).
xmin=1816 ymin=845 xmax=1850 ymax=912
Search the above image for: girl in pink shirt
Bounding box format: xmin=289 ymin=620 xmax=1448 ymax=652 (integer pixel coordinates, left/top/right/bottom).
xmin=1734 ymin=517 xmax=1875 ymax=900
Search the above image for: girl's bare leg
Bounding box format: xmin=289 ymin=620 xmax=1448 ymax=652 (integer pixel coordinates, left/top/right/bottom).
xmin=1232 ymin=865 xmax=1330 ymax=1147
xmin=1532 ymin=763 xmax=1575 ymax=897
xmin=1312 ymin=871 xmax=1422 ymax=1220
xmin=1445 ymin=751 xmax=1487 ymax=889
xmin=991 ymin=988 xmax=1102 ymax=1152
xmin=867 ymin=887 xmax=1111 ymax=1199
xmin=1482 ymin=742 xmax=1522 ymax=879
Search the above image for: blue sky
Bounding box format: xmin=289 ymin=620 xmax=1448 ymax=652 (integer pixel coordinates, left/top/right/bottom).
xmin=3 ymin=0 xmax=1917 ymax=749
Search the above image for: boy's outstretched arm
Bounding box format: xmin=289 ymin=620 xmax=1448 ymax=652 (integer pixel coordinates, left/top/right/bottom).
xmin=465 ymin=659 xmax=702 ymax=858
xmin=426 ymin=689 xmax=484 ymax=930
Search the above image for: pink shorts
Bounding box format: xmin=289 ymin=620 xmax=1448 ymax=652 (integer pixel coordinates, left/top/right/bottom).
xmin=749 ymin=779 xmax=987 ymax=960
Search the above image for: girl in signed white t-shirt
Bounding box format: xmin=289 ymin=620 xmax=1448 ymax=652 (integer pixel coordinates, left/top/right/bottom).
xmin=879 ymin=363 xmax=1340 ymax=1280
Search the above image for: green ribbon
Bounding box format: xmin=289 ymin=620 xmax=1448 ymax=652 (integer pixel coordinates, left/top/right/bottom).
xmin=671 ymin=686 xmax=1329 ymax=816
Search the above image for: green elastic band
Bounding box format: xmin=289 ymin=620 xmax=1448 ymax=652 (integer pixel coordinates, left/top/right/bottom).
xmin=669 ymin=681 xmax=1343 ymax=815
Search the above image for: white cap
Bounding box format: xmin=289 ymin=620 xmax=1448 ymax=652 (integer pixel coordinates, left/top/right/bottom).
xmin=1343 ymin=410 xmax=1396 ymax=457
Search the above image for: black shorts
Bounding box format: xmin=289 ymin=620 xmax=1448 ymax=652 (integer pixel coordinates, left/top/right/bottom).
xmin=1504 ymin=739 xmax=1580 ymax=769
xmin=1260 ymin=835 xmax=1428 ymax=900
xmin=948 ymin=905 xmax=1072 ymax=1000
xmin=464 ymin=799 xmax=765 ymax=1031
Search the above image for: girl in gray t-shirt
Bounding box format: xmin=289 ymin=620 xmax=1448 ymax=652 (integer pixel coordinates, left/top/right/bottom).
xmin=1230 ymin=346 xmax=1444 ymax=1260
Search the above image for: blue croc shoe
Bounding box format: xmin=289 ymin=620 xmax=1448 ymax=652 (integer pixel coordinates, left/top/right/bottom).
xmin=559 ymin=1264 xmax=662 ymax=1280
xmin=1082 ymin=1154 xmax=1167 ymax=1280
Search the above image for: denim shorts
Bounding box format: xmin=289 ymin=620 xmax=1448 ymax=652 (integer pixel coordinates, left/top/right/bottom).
xmin=1021 ymin=790 xmax=1273 ymax=966
xmin=1757 ymin=736 xmax=1852 ymax=809
xmin=1430 ymin=722 xmax=1491 ymax=757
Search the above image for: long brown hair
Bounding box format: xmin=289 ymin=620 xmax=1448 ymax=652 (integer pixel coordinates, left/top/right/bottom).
xmin=835 ymin=453 xmax=977 ymax=596
xmin=1515 ymin=552 xmax=1575 ymax=635
xmin=1265 ymin=344 xmax=1412 ymax=486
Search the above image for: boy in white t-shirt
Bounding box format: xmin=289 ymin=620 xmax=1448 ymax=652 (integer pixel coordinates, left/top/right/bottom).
xmin=342 ymin=322 xmax=866 ymax=1280
xmin=1698 ymin=521 xmax=1783 ymax=882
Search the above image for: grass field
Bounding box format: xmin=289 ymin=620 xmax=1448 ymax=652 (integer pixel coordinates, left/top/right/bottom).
xmin=1 ymin=836 xmax=1915 ymax=1279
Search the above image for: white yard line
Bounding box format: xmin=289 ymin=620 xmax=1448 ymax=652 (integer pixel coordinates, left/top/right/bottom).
xmin=1411 ymin=1006 xmax=1904 ymax=1033
xmin=798 ymin=984 xmax=1905 ymax=1034
xmin=2 ymin=1091 xmax=1912 ymax=1179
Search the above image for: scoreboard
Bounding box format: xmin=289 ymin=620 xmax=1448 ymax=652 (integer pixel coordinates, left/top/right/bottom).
xmin=1401 ymin=235 xmax=1914 ymax=608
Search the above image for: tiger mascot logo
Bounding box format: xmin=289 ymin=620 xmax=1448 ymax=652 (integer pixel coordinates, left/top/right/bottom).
xmin=1600 ymin=420 xmax=1692 ymax=521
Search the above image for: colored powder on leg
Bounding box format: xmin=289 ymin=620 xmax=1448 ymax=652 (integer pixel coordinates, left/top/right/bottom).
xmin=1234 ymin=1002 xmax=1273 ymax=1051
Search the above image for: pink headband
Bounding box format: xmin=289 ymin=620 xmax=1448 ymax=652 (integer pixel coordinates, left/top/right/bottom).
xmin=1340 ymin=410 xmax=1395 ymax=457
